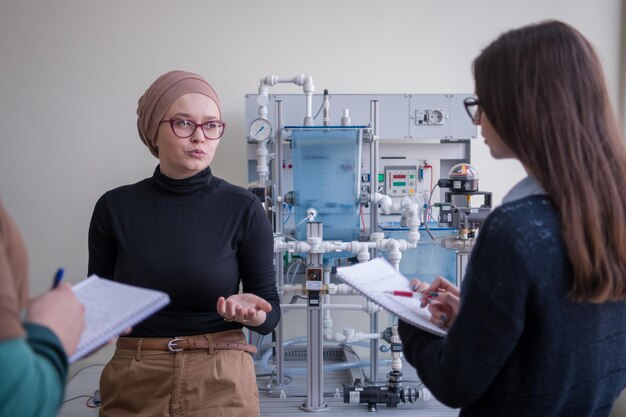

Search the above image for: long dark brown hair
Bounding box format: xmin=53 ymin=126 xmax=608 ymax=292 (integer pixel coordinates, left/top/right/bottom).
xmin=474 ymin=20 xmax=626 ymax=302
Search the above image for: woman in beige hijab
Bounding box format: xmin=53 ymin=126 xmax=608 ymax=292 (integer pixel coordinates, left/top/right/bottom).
xmin=89 ymin=70 xmax=280 ymax=417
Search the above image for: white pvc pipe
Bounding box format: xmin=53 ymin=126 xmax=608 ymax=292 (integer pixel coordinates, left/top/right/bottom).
xmin=258 ymin=74 xmax=315 ymax=126
xmin=280 ymin=303 xmax=373 ymax=311
xmin=274 ymin=236 xmax=417 ymax=259
xmin=391 ymin=324 xmax=403 ymax=372
xmin=255 ymin=141 xmax=269 ymax=186
xmin=324 ymin=329 xmax=381 ymax=343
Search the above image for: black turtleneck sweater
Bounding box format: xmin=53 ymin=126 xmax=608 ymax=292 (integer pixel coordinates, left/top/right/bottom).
xmin=88 ymin=166 xmax=280 ymax=337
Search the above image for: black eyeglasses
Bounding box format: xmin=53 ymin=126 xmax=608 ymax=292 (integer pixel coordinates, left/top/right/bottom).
xmin=160 ymin=118 xmax=226 ymax=140
xmin=463 ymin=97 xmax=481 ymax=124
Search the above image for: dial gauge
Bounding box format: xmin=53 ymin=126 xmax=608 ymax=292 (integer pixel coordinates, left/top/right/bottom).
xmin=249 ymin=118 xmax=272 ymax=142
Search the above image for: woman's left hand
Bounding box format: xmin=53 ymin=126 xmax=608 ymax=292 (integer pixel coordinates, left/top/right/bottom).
xmin=217 ymin=294 xmax=272 ymax=327
xmin=409 ymin=276 xmax=460 ymax=329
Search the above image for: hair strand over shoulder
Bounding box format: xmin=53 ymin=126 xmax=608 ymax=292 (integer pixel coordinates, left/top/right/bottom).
xmin=474 ymin=20 xmax=626 ymax=303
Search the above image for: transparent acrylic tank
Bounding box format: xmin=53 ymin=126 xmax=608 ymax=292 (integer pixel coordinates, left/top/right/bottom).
xmin=380 ymin=222 xmax=458 ymax=285
xmin=291 ymin=127 xmax=362 ymax=243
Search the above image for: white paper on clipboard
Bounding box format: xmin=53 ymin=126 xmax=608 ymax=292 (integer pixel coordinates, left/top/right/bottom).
xmin=336 ymin=257 xmax=447 ymax=337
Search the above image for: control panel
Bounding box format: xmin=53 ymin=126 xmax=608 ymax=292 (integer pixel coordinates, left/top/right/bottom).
xmin=384 ymin=166 xmax=417 ymax=197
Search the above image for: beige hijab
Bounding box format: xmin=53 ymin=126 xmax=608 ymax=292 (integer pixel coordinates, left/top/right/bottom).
xmin=136 ymin=70 xmax=220 ymax=158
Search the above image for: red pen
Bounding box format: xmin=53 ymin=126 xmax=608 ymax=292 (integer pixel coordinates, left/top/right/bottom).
xmin=384 ymin=290 xmax=428 ymax=299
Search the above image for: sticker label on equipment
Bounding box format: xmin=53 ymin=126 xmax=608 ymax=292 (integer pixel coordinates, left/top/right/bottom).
xmin=349 ymin=391 xmax=361 ymax=403
xmin=306 ymin=281 xmax=323 ymax=291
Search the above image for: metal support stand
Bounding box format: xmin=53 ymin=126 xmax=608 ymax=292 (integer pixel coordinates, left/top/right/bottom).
xmin=268 ymin=100 xmax=289 ymax=388
xmin=272 ymin=253 xmax=288 ymax=388
xmin=368 ymin=99 xmax=380 ymax=384
xmin=301 ymin=221 xmax=328 ymax=412
xmin=456 ymin=251 xmax=471 ymax=286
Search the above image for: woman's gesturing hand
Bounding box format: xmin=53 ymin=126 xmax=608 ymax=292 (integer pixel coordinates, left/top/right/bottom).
xmin=217 ymin=293 xmax=272 ymax=327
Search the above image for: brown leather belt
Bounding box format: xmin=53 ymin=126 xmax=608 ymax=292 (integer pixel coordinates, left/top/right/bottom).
xmin=116 ymin=331 xmax=257 ymax=354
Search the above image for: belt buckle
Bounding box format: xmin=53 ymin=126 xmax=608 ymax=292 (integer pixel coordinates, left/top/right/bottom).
xmin=167 ymin=337 xmax=184 ymax=352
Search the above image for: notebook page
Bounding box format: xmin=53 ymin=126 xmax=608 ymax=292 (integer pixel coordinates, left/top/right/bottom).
xmin=336 ymin=257 xmax=447 ymax=337
xmin=69 ymin=275 xmax=170 ymax=363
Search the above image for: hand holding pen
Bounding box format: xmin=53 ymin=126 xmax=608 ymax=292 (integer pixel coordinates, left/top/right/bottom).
xmin=27 ymin=268 xmax=85 ymax=356
xmin=407 ymin=276 xmax=461 ymax=329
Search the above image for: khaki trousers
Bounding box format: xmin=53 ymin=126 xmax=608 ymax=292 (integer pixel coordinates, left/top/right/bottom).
xmin=98 ymin=330 xmax=259 ymax=417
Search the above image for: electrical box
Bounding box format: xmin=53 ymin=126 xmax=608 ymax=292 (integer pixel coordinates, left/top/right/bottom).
xmin=414 ymin=109 xmax=444 ymax=125
xmin=305 ymin=267 xmax=324 ymax=306
xmin=245 ymin=93 xmax=477 ymax=141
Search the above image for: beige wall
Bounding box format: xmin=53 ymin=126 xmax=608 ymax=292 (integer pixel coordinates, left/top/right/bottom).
xmin=0 ymin=0 xmax=622 ymax=293
xmin=0 ymin=0 xmax=624 ymax=413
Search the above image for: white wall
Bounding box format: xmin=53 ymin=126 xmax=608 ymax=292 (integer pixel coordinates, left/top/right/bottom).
xmin=1 ymin=0 xmax=625 ymax=413
xmin=0 ymin=0 xmax=621 ymax=292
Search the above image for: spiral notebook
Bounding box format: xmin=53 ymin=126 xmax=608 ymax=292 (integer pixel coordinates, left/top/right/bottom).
xmin=69 ymin=275 xmax=170 ymax=363
xmin=336 ymin=257 xmax=447 ymax=337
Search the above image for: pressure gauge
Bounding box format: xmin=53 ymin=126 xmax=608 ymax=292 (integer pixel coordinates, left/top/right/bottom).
xmin=249 ymin=118 xmax=272 ymax=142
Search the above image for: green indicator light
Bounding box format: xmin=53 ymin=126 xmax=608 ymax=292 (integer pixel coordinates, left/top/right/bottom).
xmin=393 ymin=182 xmax=407 ymax=186
xmin=410 ymin=175 xmax=415 ymax=178
xmin=378 ymin=174 xmax=385 ymax=182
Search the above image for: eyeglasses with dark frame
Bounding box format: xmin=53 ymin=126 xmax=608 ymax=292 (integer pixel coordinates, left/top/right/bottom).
xmin=463 ymin=97 xmax=481 ymax=124
xmin=160 ymin=118 xmax=226 ymax=140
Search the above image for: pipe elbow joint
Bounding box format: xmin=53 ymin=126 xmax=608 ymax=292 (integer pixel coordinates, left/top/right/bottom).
xmin=302 ymin=75 xmax=314 ymax=92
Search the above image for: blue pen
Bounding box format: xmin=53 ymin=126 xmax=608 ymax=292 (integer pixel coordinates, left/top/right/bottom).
xmin=52 ymin=268 xmax=64 ymax=289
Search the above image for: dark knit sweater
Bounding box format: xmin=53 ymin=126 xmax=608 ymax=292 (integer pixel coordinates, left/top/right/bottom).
xmin=88 ymin=166 xmax=280 ymax=337
xmin=399 ymin=195 xmax=626 ymax=416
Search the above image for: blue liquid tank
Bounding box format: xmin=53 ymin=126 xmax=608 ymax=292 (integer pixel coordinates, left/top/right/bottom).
xmin=291 ymin=127 xmax=363 ymax=243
